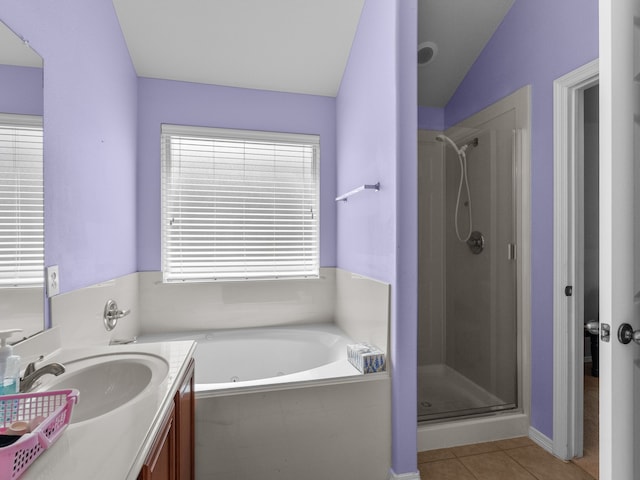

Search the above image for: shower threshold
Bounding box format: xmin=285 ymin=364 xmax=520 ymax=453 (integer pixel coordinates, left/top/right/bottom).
xmin=417 ymin=363 xmax=517 ymax=423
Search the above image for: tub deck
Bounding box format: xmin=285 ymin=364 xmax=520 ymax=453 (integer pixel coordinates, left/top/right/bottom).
xmin=138 ymin=322 xmax=382 ymax=396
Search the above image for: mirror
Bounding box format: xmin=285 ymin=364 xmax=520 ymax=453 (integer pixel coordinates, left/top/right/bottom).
xmin=0 ymin=20 xmax=44 ymax=343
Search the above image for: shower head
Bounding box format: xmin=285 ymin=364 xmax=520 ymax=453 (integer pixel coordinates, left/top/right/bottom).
xmin=436 ymin=134 xmax=462 ymax=155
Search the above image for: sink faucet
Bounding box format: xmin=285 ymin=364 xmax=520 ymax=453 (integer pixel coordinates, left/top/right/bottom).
xmin=20 ymin=361 xmax=65 ymax=393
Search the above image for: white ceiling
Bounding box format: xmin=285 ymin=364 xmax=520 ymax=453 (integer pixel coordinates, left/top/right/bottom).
xmin=0 ymin=21 xmax=43 ymax=67
xmin=2 ymin=1 xmax=513 ymax=106
xmin=418 ymin=0 xmax=515 ymax=108
xmin=112 ymin=0 xmax=365 ymax=97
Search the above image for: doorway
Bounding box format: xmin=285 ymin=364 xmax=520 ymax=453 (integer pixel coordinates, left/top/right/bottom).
xmin=552 ymin=60 xmax=599 ymax=475
xmin=573 ymin=84 xmax=600 ymax=478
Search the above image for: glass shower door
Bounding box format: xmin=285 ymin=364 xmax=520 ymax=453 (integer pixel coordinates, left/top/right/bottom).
xmin=418 ymin=109 xmax=518 ymax=422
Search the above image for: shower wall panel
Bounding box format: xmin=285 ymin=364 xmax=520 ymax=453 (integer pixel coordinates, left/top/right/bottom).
xmin=444 ymin=131 xmax=492 ymax=390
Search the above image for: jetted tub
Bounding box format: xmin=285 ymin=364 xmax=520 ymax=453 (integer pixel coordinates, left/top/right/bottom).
xmin=138 ymin=323 xmax=363 ymax=394
xmin=138 ymin=322 xmax=391 ymax=480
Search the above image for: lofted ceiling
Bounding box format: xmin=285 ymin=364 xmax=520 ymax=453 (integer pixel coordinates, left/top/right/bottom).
xmin=114 ymin=0 xmax=514 ymax=106
xmin=112 ymin=0 xmax=365 ymax=97
xmin=3 ymin=1 xmax=514 ymax=106
xmin=418 ymin=0 xmax=515 ymax=108
xmin=0 ymin=21 xmax=43 ymax=67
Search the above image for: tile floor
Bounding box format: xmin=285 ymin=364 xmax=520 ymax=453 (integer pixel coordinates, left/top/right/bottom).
xmin=417 ymin=362 xmax=600 ymax=480
xmin=417 ymin=437 xmax=596 ymax=480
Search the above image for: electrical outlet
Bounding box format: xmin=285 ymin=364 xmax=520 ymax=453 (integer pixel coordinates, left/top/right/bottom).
xmin=46 ymin=265 xmax=60 ymax=297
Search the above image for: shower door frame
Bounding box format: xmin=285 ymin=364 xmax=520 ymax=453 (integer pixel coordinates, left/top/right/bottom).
xmin=418 ymin=86 xmax=532 ymax=450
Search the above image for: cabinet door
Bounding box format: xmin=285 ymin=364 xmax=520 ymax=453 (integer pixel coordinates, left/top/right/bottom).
xmin=139 ymin=407 xmax=176 ymax=480
xmin=176 ymin=359 xmax=195 ymax=480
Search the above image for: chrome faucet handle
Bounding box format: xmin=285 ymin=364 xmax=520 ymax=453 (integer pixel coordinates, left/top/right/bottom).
xmin=23 ymin=361 xmax=37 ymax=377
xmin=23 ymin=354 xmax=45 ymax=377
xmin=103 ymin=299 xmax=131 ymax=331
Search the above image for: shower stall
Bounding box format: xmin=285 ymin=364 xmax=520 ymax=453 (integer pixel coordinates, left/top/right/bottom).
xmin=417 ymin=104 xmax=521 ymax=424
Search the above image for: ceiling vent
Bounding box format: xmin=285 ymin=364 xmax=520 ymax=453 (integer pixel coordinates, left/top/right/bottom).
xmin=418 ymin=41 xmax=438 ymax=66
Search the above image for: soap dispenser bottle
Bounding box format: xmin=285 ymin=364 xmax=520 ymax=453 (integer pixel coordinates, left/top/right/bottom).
xmin=0 ymin=329 xmax=22 ymax=395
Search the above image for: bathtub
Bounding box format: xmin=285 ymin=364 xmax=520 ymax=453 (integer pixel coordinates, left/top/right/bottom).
xmin=138 ymin=322 xmax=392 ymax=480
xmin=138 ymin=323 xmax=363 ymax=394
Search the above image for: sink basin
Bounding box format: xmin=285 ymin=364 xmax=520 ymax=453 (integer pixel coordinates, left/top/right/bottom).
xmin=40 ymin=353 xmax=169 ymax=423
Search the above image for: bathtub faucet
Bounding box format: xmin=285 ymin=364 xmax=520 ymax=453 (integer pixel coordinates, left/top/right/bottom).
xmin=20 ymin=361 xmax=66 ymax=393
xmin=109 ymin=336 xmax=138 ymax=345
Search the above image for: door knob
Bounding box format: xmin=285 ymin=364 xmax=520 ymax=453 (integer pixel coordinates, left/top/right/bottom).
xmin=584 ymin=321 xmax=599 ymax=335
xmin=617 ymin=323 xmax=640 ymax=345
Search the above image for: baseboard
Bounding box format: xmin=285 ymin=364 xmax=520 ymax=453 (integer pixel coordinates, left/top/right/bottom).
xmin=529 ymin=426 xmax=553 ymax=453
xmin=417 ymin=412 xmax=529 ymax=451
xmin=388 ymin=470 xmax=421 ymax=480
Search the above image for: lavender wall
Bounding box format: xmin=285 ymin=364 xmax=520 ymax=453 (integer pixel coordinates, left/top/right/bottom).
xmin=337 ymin=0 xmax=418 ymax=476
xmin=336 ymin=0 xmax=397 ymax=282
xmin=418 ymin=106 xmax=444 ymax=131
xmin=445 ymin=0 xmax=598 ymax=438
xmin=396 ymin=0 xmax=419 ymax=475
xmin=0 ymin=65 xmax=43 ymax=115
xmin=136 ymin=78 xmax=337 ymax=271
xmin=0 ymin=0 xmax=138 ymax=296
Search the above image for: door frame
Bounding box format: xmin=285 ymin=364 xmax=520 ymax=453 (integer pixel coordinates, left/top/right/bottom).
xmin=552 ymin=59 xmax=599 ymax=461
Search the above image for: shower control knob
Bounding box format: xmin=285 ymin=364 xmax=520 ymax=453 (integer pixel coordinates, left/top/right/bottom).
xmin=466 ymin=231 xmax=485 ymax=254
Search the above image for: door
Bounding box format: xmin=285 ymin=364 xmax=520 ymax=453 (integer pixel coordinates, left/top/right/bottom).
xmin=599 ymin=0 xmax=640 ymax=478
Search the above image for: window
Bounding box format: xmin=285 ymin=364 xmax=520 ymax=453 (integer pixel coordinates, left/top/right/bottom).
xmin=0 ymin=113 xmax=44 ymax=287
xmin=161 ymin=125 xmax=319 ymax=282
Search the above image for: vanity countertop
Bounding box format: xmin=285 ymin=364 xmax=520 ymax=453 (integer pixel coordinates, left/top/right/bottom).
xmin=18 ymin=340 xmax=196 ymax=480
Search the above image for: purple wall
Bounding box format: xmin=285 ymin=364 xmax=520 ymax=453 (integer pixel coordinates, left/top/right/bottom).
xmin=418 ymin=106 xmax=444 ymax=131
xmin=337 ymin=0 xmax=418 ymax=476
xmin=445 ymin=0 xmax=598 ymax=438
xmin=136 ymin=78 xmax=337 ymax=271
xmin=336 ymin=0 xmax=397 ymax=283
xmin=0 ymin=65 xmax=43 ymax=115
xmin=396 ymin=0 xmax=419 ymax=475
xmin=1 ymin=0 xmax=138 ymax=296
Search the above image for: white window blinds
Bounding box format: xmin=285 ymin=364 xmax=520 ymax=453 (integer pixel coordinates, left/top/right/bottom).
xmin=161 ymin=125 xmax=320 ymax=282
xmin=0 ymin=114 xmax=44 ymax=287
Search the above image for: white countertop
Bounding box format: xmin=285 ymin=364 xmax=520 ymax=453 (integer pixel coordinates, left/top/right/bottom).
xmin=19 ymin=340 xmax=196 ymax=480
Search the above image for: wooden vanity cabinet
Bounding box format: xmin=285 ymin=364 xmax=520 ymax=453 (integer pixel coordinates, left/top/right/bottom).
xmin=175 ymin=359 xmax=195 ymax=480
xmin=138 ymin=407 xmax=176 ymax=480
xmin=139 ymin=358 xmax=195 ymax=480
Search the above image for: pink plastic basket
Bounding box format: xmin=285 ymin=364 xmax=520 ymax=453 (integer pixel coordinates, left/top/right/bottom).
xmin=0 ymin=389 xmax=79 ymax=479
